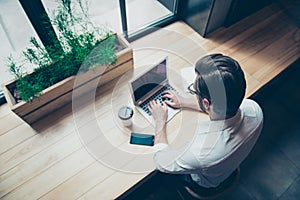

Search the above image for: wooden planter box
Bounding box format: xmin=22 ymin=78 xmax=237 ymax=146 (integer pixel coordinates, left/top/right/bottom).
xmin=2 ymin=34 xmax=133 ymax=124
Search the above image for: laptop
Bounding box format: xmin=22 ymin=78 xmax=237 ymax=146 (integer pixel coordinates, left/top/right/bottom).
xmin=128 ymin=57 xmax=180 ymax=124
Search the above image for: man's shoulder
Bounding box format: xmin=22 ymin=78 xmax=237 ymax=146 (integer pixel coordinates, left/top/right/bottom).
xmin=240 ymin=99 xmax=262 ymax=112
xmin=241 ymin=99 xmax=263 ymax=118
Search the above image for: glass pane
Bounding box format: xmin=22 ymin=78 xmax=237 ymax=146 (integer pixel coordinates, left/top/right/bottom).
xmin=126 ymin=0 xmax=177 ymax=35
xmin=0 ymin=0 xmax=40 ymax=86
xmin=88 ymin=0 xmax=122 ymax=34
xmin=42 ymin=0 xmax=123 ymax=35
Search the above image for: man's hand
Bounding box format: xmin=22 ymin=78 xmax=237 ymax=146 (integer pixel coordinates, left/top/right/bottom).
xmin=148 ymin=99 xmax=168 ymax=126
xmin=162 ymin=90 xmax=182 ymax=109
xmin=148 ymin=100 xmax=168 ymax=144
xmin=163 ymin=90 xmax=201 ymax=111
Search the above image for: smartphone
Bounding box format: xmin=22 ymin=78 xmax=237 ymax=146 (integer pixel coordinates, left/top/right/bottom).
xmin=130 ymin=132 xmax=155 ymax=146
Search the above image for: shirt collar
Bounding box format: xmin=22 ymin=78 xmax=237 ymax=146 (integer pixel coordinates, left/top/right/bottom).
xmin=205 ymin=109 xmax=243 ymax=132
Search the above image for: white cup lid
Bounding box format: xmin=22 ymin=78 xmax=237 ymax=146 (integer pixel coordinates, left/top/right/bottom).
xmin=118 ymin=106 xmax=133 ymax=120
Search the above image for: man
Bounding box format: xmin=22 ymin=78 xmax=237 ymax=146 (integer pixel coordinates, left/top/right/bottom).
xmin=148 ymin=53 xmax=263 ymax=188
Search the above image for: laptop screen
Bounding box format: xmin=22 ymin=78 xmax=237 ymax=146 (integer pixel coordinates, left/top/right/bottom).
xmin=131 ymin=58 xmax=167 ymax=103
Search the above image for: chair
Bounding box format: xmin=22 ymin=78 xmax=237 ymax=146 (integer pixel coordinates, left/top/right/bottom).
xmin=177 ymin=167 xmax=240 ymax=200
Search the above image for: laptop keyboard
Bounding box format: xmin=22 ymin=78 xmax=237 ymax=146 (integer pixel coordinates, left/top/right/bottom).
xmin=140 ymin=85 xmax=175 ymax=116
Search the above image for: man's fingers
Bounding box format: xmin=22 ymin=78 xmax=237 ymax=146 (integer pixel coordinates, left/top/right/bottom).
xmin=164 ymin=100 xmax=174 ymax=106
xmin=148 ymin=100 xmax=160 ymax=109
xmin=162 ymin=93 xmax=172 ymax=99
xmin=147 ymin=104 xmax=152 ymax=112
xmin=163 ymin=90 xmax=176 ymax=96
xmin=162 ymin=101 xmax=168 ymax=111
xmin=162 ymin=90 xmax=171 ymax=95
xmin=148 ymin=99 xmax=170 ymax=109
xmin=148 ymin=100 xmax=154 ymax=111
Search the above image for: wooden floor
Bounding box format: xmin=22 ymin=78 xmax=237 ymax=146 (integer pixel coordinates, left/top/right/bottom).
xmin=0 ymin=3 xmax=299 ymax=200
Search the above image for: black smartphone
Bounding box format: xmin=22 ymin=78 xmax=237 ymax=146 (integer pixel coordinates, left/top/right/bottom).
xmin=130 ymin=132 xmax=155 ymax=146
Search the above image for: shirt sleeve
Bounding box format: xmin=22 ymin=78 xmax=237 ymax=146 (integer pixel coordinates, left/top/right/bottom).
xmin=152 ymin=142 xmax=200 ymax=174
xmin=152 ymin=143 xmax=168 ymax=153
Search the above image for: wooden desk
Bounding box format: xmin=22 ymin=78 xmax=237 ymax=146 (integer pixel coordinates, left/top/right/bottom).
xmin=70 ymin=51 xmax=209 ymax=199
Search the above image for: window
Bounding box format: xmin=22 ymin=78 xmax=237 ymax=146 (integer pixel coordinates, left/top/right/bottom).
xmin=0 ymin=0 xmax=41 ymax=90
xmin=126 ymin=0 xmax=178 ymax=35
xmin=0 ymin=0 xmax=178 ymax=104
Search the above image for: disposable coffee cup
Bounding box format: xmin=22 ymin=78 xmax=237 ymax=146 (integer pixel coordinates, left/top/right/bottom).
xmin=118 ymin=106 xmax=134 ymax=127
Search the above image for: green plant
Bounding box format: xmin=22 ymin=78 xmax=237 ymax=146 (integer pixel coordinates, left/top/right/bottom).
xmin=8 ymin=0 xmax=117 ymax=102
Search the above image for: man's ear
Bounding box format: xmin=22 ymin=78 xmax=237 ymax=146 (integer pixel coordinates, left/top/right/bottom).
xmin=203 ymin=98 xmax=210 ymax=110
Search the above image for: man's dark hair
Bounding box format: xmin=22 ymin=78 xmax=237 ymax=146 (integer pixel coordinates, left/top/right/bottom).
xmin=194 ymin=54 xmax=246 ymax=117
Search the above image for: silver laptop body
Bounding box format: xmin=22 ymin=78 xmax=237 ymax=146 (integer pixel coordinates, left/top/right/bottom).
xmin=128 ymin=57 xmax=180 ymax=124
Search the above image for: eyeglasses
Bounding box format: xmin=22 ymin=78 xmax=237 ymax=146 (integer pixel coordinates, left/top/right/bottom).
xmin=187 ymin=83 xmax=198 ymax=95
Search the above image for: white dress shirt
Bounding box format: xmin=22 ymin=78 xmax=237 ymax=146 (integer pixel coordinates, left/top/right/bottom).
xmin=153 ymin=99 xmax=263 ymax=188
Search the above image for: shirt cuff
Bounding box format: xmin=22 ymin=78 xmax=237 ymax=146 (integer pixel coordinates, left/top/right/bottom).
xmin=152 ymin=143 xmax=168 ymax=153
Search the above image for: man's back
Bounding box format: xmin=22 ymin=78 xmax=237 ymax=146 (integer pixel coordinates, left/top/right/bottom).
xmin=153 ymin=99 xmax=263 ymax=188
